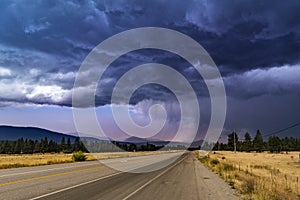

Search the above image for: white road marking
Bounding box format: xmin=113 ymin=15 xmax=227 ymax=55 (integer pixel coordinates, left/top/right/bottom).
xmin=29 ymin=171 xmax=123 ymax=200
xmin=0 ymin=152 xmax=181 ymax=178
xmin=0 ymin=162 xmax=99 ymax=178
xmin=122 ymin=155 xmax=186 ymax=200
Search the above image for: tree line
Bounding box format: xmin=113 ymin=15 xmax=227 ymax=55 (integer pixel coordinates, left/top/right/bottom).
xmin=0 ymin=137 xmax=87 ymax=154
xmin=213 ymin=130 xmax=300 ymax=152
xmin=85 ymin=141 xmax=165 ymax=152
xmin=0 ymin=137 xmax=179 ymax=154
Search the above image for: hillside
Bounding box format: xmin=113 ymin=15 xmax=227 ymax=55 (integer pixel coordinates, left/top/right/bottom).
xmin=0 ymin=126 xmax=77 ymax=142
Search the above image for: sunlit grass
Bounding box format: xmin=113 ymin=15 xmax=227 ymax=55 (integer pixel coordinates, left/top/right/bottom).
xmin=0 ymin=150 xmax=182 ymax=169
xmin=0 ymin=153 xmax=74 ymax=169
xmin=197 ymin=151 xmax=300 ymax=200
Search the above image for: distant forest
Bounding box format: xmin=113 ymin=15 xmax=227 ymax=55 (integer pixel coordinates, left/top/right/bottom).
xmin=213 ymin=130 xmax=300 ymax=152
xmin=0 ymin=137 xmax=86 ymax=154
xmin=1 ymin=129 xmax=299 ymax=154
xmin=0 ymin=137 xmax=185 ymax=154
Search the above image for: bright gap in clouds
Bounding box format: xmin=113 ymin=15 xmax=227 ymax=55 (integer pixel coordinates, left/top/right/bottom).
xmin=0 ymin=0 xmax=299 ymax=141
xmin=0 ymin=64 xmax=299 ymax=141
xmin=0 ymin=67 xmax=12 ymax=76
xmin=225 ymin=64 xmax=300 ymax=98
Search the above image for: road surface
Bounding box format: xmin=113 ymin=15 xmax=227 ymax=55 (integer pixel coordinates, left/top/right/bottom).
xmin=0 ymin=152 xmax=238 ymax=200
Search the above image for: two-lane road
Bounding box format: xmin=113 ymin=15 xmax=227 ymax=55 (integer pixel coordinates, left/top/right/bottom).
xmin=0 ymin=152 xmax=238 ymax=200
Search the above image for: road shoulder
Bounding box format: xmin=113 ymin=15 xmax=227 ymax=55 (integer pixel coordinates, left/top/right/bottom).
xmin=193 ymin=154 xmax=239 ymax=200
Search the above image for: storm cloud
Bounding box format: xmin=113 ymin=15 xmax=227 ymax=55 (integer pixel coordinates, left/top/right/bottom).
xmin=0 ymin=0 xmax=299 ymax=138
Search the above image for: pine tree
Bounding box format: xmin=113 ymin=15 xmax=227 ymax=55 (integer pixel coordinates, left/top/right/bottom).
xmin=66 ymin=138 xmax=72 ymax=153
xmin=253 ymin=130 xmax=264 ymax=152
xmin=73 ymin=138 xmax=80 ymax=151
xmin=3 ymin=141 xmax=11 ymax=153
xmin=243 ymin=132 xmax=252 ymax=152
xmin=41 ymin=137 xmax=49 ymax=153
xmin=14 ymin=138 xmax=24 ymax=154
xmin=227 ymin=132 xmax=238 ymax=151
xmin=61 ymin=137 xmax=65 ymax=152
xmin=23 ymin=139 xmax=34 ymax=154
xmin=268 ymin=136 xmax=281 ymax=153
xmin=33 ymin=140 xmax=41 ymax=153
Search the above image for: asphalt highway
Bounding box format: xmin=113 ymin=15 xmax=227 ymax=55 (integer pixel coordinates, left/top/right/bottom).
xmin=0 ymin=152 xmax=238 ymax=200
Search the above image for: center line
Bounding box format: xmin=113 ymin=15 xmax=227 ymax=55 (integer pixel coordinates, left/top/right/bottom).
xmin=29 ymin=171 xmax=123 ymax=200
xmin=0 ymin=165 xmax=105 ymax=187
xmin=122 ymin=156 xmax=186 ymax=200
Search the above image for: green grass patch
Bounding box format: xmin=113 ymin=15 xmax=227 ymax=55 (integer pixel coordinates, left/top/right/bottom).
xmin=72 ymin=151 xmax=87 ymax=162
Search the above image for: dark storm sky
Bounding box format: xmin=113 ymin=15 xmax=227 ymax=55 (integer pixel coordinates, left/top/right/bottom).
xmin=0 ymin=0 xmax=299 ymax=140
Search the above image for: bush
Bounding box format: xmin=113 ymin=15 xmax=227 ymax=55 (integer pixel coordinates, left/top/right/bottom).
xmin=72 ymin=151 xmax=87 ymax=162
xmin=229 ymin=180 xmax=235 ymax=189
xmin=198 ymin=156 xmax=209 ymax=164
xmin=210 ymin=159 xmax=220 ymax=166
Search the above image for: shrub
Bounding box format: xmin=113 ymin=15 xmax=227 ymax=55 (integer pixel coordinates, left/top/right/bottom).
xmin=72 ymin=151 xmax=87 ymax=162
xmin=210 ymin=159 xmax=220 ymax=166
xmin=229 ymin=180 xmax=235 ymax=189
xmin=198 ymin=156 xmax=209 ymax=164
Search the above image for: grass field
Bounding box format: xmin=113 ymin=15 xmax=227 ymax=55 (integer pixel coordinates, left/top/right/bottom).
xmin=197 ymin=151 xmax=300 ymax=200
xmin=0 ymin=153 xmax=75 ymax=168
xmin=0 ymin=150 xmax=181 ymax=169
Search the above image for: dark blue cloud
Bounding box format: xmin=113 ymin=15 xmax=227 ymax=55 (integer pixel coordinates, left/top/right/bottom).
xmin=0 ymin=1 xmax=299 ymax=138
xmin=1 ymin=0 xmax=299 ymax=74
xmin=0 ymin=0 xmax=299 ymax=141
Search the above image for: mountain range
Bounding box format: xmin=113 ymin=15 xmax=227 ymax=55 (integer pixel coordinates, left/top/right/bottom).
xmin=0 ymin=126 xmax=77 ymax=142
xmin=0 ymin=126 xmax=203 ymax=148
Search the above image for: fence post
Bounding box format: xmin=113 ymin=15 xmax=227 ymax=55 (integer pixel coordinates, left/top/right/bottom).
xmin=297 ymin=176 xmax=299 ymax=196
xmin=285 ymin=174 xmax=288 ymax=190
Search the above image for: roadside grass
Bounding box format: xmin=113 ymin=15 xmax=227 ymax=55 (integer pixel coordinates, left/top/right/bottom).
xmin=0 ymin=150 xmax=183 ymax=169
xmin=196 ymin=151 xmax=300 ymax=200
xmin=0 ymin=153 xmax=75 ymax=169
xmin=0 ymin=154 xmax=70 ymax=169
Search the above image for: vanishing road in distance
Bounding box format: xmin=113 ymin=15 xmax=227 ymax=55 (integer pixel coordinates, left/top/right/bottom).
xmin=0 ymin=152 xmax=238 ymax=200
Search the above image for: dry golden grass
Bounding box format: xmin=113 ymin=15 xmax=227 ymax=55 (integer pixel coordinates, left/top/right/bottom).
xmin=0 ymin=153 xmax=74 ymax=169
xmin=198 ymin=151 xmax=300 ymax=200
xmin=0 ymin=150 xmax=181 ymax=169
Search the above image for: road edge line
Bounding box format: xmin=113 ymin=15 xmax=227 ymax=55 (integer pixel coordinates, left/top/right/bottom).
xmin=122 ymin=154 xmax=187 ymax=200
xmin=29 ymin=171 xmax=123 ymax=200
xmin=0 ymin=162 xmax=99 ymax=178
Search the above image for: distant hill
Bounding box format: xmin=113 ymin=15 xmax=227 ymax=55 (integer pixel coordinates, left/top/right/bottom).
xmin=119 ymin=136 xmax=173 ymax=146
xmin=0 ymin=126 xmax=77 ymax=143
xmin=119 ymin=136 xmax=203 ymax=148
xmin=122 ymin=136 xmax=149 ymax=144
xmin=0 ymin=126 xmax=203 ymax=149
xmin=189 ymin=140 xmax=204 ymax=148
